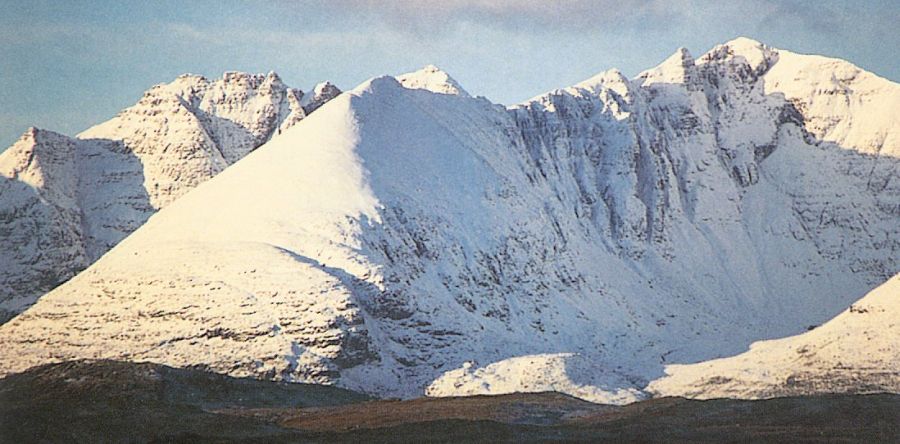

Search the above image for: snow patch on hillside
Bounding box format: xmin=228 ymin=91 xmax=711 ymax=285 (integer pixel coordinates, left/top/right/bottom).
xmin=427 ymin=353 xmax=644 ymax=404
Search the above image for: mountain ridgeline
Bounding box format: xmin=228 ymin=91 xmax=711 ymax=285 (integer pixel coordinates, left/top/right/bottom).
xmin=0 ymin=38 xmax=897 ymax=402
xmin=0 ymin=73 xmax=341 ymax=322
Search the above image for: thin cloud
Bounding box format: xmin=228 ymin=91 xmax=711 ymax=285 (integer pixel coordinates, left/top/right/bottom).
xmin=165 ymin=23 xmax=374 ymax=49
xmin=298 ymin=0 xmax=684 ymax=33
xmin=310 ymin=0 xmax=758 ymax=32
xmin=299 ymin=0 xmax=880 ymax=39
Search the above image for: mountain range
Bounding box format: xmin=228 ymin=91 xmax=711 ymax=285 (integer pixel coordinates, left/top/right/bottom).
xmin=0 ymin=37 xmax=896 ymax=403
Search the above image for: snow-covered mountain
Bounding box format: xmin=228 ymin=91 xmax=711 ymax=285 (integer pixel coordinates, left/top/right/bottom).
xmin=0 ymin=38 xmax=896 ymax=403
xmin=648 ymin=272 xmax=899 ymax=399
xmin=0 ymin=72 xmax=340 ymax=322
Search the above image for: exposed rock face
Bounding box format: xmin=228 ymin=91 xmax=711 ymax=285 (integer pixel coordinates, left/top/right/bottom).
xmin=302 ymin=81 xmax=343 ymax=114
xmin=0 ymin=39 xmax=896 ymax=402
xmin=0 ymin=129 xmax=88 ymax=323
xmin=0 ymin=73 xmax=341 ymax=320
xmin=77 ymin=71 xmax=312 ymax=207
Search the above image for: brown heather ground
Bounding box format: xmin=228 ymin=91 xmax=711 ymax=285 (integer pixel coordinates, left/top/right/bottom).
xmin=1 ymin=360 xmax=898 ymax=443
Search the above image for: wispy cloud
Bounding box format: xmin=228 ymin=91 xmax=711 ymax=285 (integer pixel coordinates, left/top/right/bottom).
xmin=304 ymin=0 xmax=789 ymax=33
xmin=164 ymin=22 xmax=374 ymax=49
xmin=298 ymin=0 xmax=888 ymax=40
xmin=313 ymin=0 xmax=671 ymax=32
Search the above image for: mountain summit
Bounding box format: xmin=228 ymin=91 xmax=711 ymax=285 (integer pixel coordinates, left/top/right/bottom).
xmin=0 ymin=40 xmax=897 ymax=402
xmin=0 ymin=72 xmax=341 ymax=322
xmin=395 ymin=65 xmax=471 ymax=97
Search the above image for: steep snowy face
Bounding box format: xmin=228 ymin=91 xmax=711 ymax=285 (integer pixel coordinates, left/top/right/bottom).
xmin=636 ymin=47 xmax=699 ymax=87
xmin=714 ymin=38 xmax=900 ymax=279
xmin=0 ymin=72 xmax=340 ymax=322
xmin=0 ymin=41 xmax=897 ymax=403
xmin=648 ymin=273 xmax=900 ymax=399
xmin=0 ymin=128 xmax=80 ymax=209
xmin=0 ymin=79 xmax=555 ymax=393
xmin=0 ymin=129 xmax=87 ymax=323
xmin=78 ymin=71 xmax=309 ymax=206
xmin=727 ymin=37 xmax=900 ymax=159
xmin=511 ymin=43 xmax=779 ymax=256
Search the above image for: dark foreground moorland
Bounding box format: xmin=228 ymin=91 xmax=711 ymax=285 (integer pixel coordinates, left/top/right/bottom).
xmin=1 ymin=360 xmax=898 ymax=443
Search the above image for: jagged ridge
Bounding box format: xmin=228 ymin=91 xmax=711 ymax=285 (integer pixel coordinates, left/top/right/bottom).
xmin=0 ymin=39 xmax=897 ymax=403
xmin=0 ymin=72 xmax=341 ymax=321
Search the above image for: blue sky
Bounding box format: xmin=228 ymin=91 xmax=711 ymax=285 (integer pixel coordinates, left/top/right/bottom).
xmin=1 ymin=0 xmax=898 ymax=149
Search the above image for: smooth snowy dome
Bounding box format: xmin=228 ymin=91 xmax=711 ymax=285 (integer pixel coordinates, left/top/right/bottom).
xmin=395 ymin=65 xmax=471 ymax=97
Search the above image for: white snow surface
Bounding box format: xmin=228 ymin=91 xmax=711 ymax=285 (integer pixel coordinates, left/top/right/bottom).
xmin=0 ymin=39 xmax=897 ymax=403
xmin=427 ymin=354 xmax=644 ymax=404
xmin=649 ymin=273 xmax=900 ymax=399
xmin=0 ymin=72 xmax=340 ymax=321
xmin=395 ymin=65 xmax=471 ymax=97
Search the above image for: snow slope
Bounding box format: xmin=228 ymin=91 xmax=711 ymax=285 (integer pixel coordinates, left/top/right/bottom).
xmin=0 ymin=73 xmax=340 ymax=322
xmin=396 ymin=65 xmax=471 ymax=97
xmin=648 ymin=273 xmax=900 ymax=399
xmin=0 ymin=39 xmax=897 ymax=402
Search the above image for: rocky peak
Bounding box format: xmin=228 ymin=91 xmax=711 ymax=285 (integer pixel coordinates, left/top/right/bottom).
xmin=0 ymin=71 xmax=340 ymax=322
xmin=637 ymin=47 xmax=699 ymax=88
xmin=265 ymin=70 xmax=282 ymax=83
xmin=0 ymin=128 xmax=87 ymax=321
xmin=701 ymin=37 xmax=779 ymax=77
xmin=573 ymin=68 xmax=633 ymax=99
xmin=302 ymin=81 xmax=342 ymax=114
xmin=313 ymin=80 xmax=340 ymax=97
xmin=81 ymin=71 xmax=309 ymax=166
xmin=221 ymin=71 xmax=267 ymax=89
xmin=0 ymin=128 xmax=79 ymax=207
